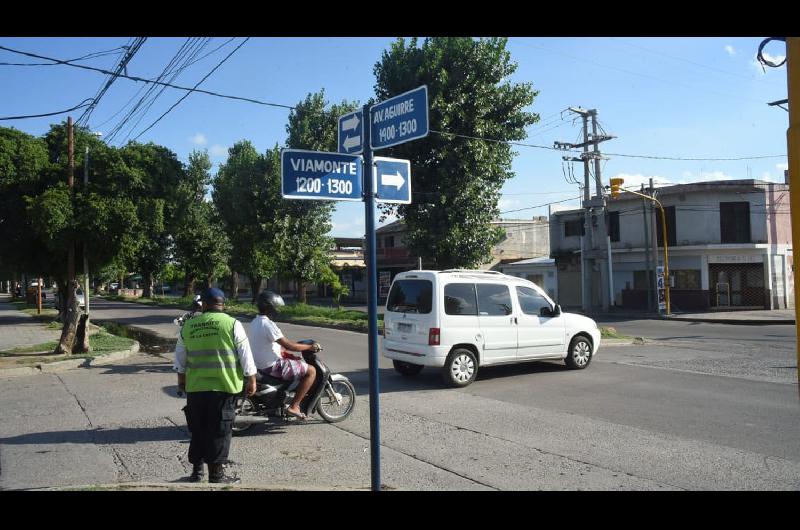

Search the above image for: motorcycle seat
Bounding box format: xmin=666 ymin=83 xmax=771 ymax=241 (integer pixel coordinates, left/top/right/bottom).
xmin=256 ymin=372 xmax=291 ymax=389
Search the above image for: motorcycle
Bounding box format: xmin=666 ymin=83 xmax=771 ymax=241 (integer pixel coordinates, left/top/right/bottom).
xmin=173 ymin=295 xmax=203 ymax=327
xmin=231 ymin=340 xmax=356 ymax=434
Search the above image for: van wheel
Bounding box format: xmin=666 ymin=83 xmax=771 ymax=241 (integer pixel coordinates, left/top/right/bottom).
xmin=442 ymin=348 xmax=478 ymax=387
xmin=393 ymin=360 xmax=424 ymax=377
xmin=565 ymin=336 xmax=593 ymax=370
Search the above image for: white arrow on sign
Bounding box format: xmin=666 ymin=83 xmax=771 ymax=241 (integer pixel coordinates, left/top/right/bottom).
xmin=381 ymin=171 xmax=405 ymax=190
xmin=341 ymin=114 xmax=360 ymax=132
xmin=343 ymin=135 xmax=360 ymax=151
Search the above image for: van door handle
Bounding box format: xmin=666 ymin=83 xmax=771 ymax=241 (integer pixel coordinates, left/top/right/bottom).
xmin=511 ymin=317 xmax=518 ymax=325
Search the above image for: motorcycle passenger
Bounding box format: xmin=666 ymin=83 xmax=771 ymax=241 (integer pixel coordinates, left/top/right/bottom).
xmin=249 ymin=290 xmax=321 ymax=421
xmin=174 ymin=287 xmax=257 ymax=483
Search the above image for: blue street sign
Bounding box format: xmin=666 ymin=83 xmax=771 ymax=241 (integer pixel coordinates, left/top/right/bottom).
xmin=373 ymin=157 xmax=411 ymax=204
xmin=370 ymin=85 xmax=429 ymax=150
xmin=281 ymin=149 xmax=363 ymax=201
xmin=338 ymin=109 xmax=363 ymax=154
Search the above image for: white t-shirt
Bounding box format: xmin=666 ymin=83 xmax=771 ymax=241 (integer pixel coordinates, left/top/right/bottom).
xmin=248 ymin=315 xmax=285 ymax=370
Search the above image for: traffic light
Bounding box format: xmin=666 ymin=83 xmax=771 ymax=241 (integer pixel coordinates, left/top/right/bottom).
xmin=609 ymin=177 xmax=624 ymax=199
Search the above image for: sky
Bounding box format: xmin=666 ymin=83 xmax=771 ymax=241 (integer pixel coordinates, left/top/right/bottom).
xmin=0 ymin=36 xmax=790 ymax=238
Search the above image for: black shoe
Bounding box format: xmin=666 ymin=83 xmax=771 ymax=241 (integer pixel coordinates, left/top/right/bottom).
xmin=189 ymin=463 xmax=204 ymax=483
xmin=208 ymin=463 xmax=240 ymax=484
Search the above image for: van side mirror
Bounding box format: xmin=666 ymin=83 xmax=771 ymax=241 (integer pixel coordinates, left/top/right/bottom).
xmin=540 ymin=304 xmax=561 ymax=318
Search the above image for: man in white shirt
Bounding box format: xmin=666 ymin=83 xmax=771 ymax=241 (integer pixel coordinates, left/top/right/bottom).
xmin=249 ymin=291 xmax=320 ymax=420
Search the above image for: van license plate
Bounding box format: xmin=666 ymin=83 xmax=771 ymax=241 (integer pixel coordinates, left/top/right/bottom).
xmin=397 ymin=323 xmax=413 ymax=332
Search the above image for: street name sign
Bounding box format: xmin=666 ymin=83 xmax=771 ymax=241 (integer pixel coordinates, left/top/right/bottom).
xmin=370 ymin=85 xmax=429 ymax=150
xmin=373 ymin=157 xmax=411 ymax=204
xmin=338 ymin=109 xmax=364 ymax=155
xmin=281 ymin=149 xmax=363 ymax=201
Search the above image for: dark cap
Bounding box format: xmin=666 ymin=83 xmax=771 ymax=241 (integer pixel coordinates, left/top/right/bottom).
xmin=201 ymin=287 xmax=226 ymax=305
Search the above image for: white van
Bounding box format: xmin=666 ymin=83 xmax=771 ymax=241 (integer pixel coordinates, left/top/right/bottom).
xmin=381 ymin=270 xmax=601 ymax=387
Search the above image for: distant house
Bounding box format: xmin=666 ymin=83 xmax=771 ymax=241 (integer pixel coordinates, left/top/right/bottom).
xmin=375 ymin=217 xmax=550 ymax=297
xmin=495 ymin=257 xmax=558 ymax=301
xmin=549 ymin=179 xmax=793 ymax=311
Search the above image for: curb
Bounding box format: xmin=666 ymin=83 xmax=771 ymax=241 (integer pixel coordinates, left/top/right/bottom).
xmin=665 ymin=316 xmax=795 ymax=325
xmin=0 ymin=341 xmax=141 ymax=378
xmin=29 ymin=481 xmax=369 ymax=491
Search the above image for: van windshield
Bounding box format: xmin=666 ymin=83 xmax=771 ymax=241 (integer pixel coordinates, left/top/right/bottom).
xmin=386 ymin=279 xmax=432 ymax=314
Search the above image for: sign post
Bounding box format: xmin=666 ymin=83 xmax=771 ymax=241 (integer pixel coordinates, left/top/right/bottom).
xmin=283 ymin=86 xmax=427 ymax=492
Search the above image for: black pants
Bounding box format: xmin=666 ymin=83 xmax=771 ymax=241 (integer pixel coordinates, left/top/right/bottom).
xmin=186 ymin=391 xmax=237 ymax=466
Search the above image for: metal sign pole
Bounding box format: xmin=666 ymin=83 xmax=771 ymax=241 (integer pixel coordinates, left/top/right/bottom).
xmin=362 ymin=103 xmax=381 ymax=491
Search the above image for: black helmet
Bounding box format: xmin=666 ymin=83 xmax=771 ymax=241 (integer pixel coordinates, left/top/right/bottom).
xmin=257 ymin=291 xmax=285 ymax=314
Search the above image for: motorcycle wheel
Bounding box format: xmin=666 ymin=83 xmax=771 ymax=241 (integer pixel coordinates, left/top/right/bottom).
xmin=231 ymin=396 xmax=257 ymax=435
xmin=317 ymin=379 xmax=356 ymax=423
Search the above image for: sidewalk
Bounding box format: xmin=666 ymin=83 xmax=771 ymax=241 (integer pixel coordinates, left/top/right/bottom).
xmin=588 ymin=307 xmax=795 ymax=325
xmin=0 ymin=294 xmax=61 ymax=351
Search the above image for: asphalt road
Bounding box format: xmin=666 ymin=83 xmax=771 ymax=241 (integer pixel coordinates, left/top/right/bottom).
xmin=1 ymin=298 xmax=798 ymax=490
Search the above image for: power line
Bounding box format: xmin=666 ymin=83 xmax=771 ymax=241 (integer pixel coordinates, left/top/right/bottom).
xmin=132 ymin=38 xmax=249 ymax=141
xmin=0 ymin=44 xmax=296 ymax=112
xmin=0 ymin=44 xmax=787 ymax=162
xmin=0 ymin=46 xmax=127 ymax=66
xmin=77 ymin=37 xmax=147 ymax=127
xmin=0 ymin=98 xmax=93 ymax=121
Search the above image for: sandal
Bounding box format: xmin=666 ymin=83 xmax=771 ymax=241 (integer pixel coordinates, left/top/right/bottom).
xmin=286 ymin=409 xmax=308 ymax=421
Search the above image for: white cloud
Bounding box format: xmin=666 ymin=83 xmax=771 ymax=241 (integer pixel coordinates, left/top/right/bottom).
xmin=498 ymin=198 xmax=522 ymax=211
xmin=610 ymin=173 xmax=670 ymax=190
xmin=189 ymin=133 xmax=207 ymax=146
xmin=763 ymin=51 xmax=786 ymax=64
xmin=209 ymin=144 xmax=228 ymax=157
xmin=751 ymin=53 xmax=786 ymax=74
xmin=776 ymin=163 xmax=789 ymax=171
xmin=724 ymin=45 xmax=736 ymax=56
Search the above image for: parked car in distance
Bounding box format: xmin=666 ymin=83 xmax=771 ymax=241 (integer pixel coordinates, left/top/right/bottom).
xmin=28 ymin=281 xmax=46 ymax=299
xmin=76 ymin=288 xmax=85 ymax=309
xmin=381 ymin=269 xmax=601 ymax=387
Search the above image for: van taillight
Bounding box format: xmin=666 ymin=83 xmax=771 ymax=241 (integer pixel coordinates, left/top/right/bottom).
xmin=428 ymin=327 xmax=440 ymax=346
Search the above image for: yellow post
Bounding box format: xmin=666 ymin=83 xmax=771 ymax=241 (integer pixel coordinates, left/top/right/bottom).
xmin=786 ymin=37 xmax=800 ymax=389
xmin=654 ymin=198 xmax=671 ymax=316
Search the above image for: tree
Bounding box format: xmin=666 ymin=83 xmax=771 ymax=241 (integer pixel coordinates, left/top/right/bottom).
xmin=119 ymin=142 xmax=185 ymax=298
xmin=173 ymin=150 xmax=230 ymax=296
xmin=213 ymin=141 xmax=277 ymax=301
xmin=280 ymin=91 xmax=359 ymax=302
xmin=373 ymin=37 xmax=539 ymax=268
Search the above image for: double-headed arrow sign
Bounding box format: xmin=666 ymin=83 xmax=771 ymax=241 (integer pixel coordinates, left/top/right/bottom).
xmin=338 ymin=110 xmax=363 ymax=155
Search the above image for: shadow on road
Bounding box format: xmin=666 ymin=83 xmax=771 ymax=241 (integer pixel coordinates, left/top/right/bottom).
xmin=341 ymin=359 xmax=569 ymax=395
xmin=0 ymin=424 xmax=187 ymax=446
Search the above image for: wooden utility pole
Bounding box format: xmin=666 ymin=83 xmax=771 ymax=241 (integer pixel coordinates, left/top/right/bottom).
xmin=55 ymin=117 xmax=81 ymax=355
xmin=785 ymin=38 xmax=800 ymax=389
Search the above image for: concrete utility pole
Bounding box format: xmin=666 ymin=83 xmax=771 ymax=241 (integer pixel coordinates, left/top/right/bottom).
xmin=642 ymin=184 xmax=654 ymax=310
xmin=83 ymin=145 xmax=90 ymax=318
xmin=557 ymin=107 xmax=616 ymax=313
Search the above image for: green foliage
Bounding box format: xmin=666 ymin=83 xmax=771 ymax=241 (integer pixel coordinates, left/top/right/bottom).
xmin=373 ymin=37 xmax=539 ymax=269
xmin=173 ymin=150 xmax=230 ymax=287
xmin=279 ymin=91 xmax=359 ymax=299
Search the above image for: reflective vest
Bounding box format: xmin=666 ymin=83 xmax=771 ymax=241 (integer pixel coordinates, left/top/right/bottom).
xmin=181 ymin=311 xmax=243 ymax=394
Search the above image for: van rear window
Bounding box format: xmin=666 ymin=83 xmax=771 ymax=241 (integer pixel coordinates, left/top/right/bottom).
xmin=387 ymin=279 xmax=432 ymax=314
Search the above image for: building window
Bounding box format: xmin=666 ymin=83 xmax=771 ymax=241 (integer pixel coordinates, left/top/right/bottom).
xmin=608 ymin=211 xmax=620 ymax=242
xmin=656 ymin=206 xmax=677 ymax=247
xmin=564 ymin=219 xmax=584 ymax=237
xmin=672 ymin=270 xmax=700 ymax=290
xmin=720 ymin=202 xmax=751 ymax=244
xmin=526 ymin=274 xmax=544 ymax=287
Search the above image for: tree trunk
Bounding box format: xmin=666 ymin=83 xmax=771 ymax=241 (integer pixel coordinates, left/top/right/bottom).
xmin=143 ymin=271 xmax=153 ymax=298
xmin=250 ymin=276 xmax=262 ymax=302
xmin=75 ymin=314 xmax=91 ymax=353
xmin=54 ymin=280 xmax=80 ymax=355
xmin=230 ymin=271 xmax=239 ymax=301
xmin=56 ymin=278 xmax=68 ymax=322
xmin=296 ymin=276 xmax=306 ymax=304
xmin=183 ymin=270 xmax=195 ymax=298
